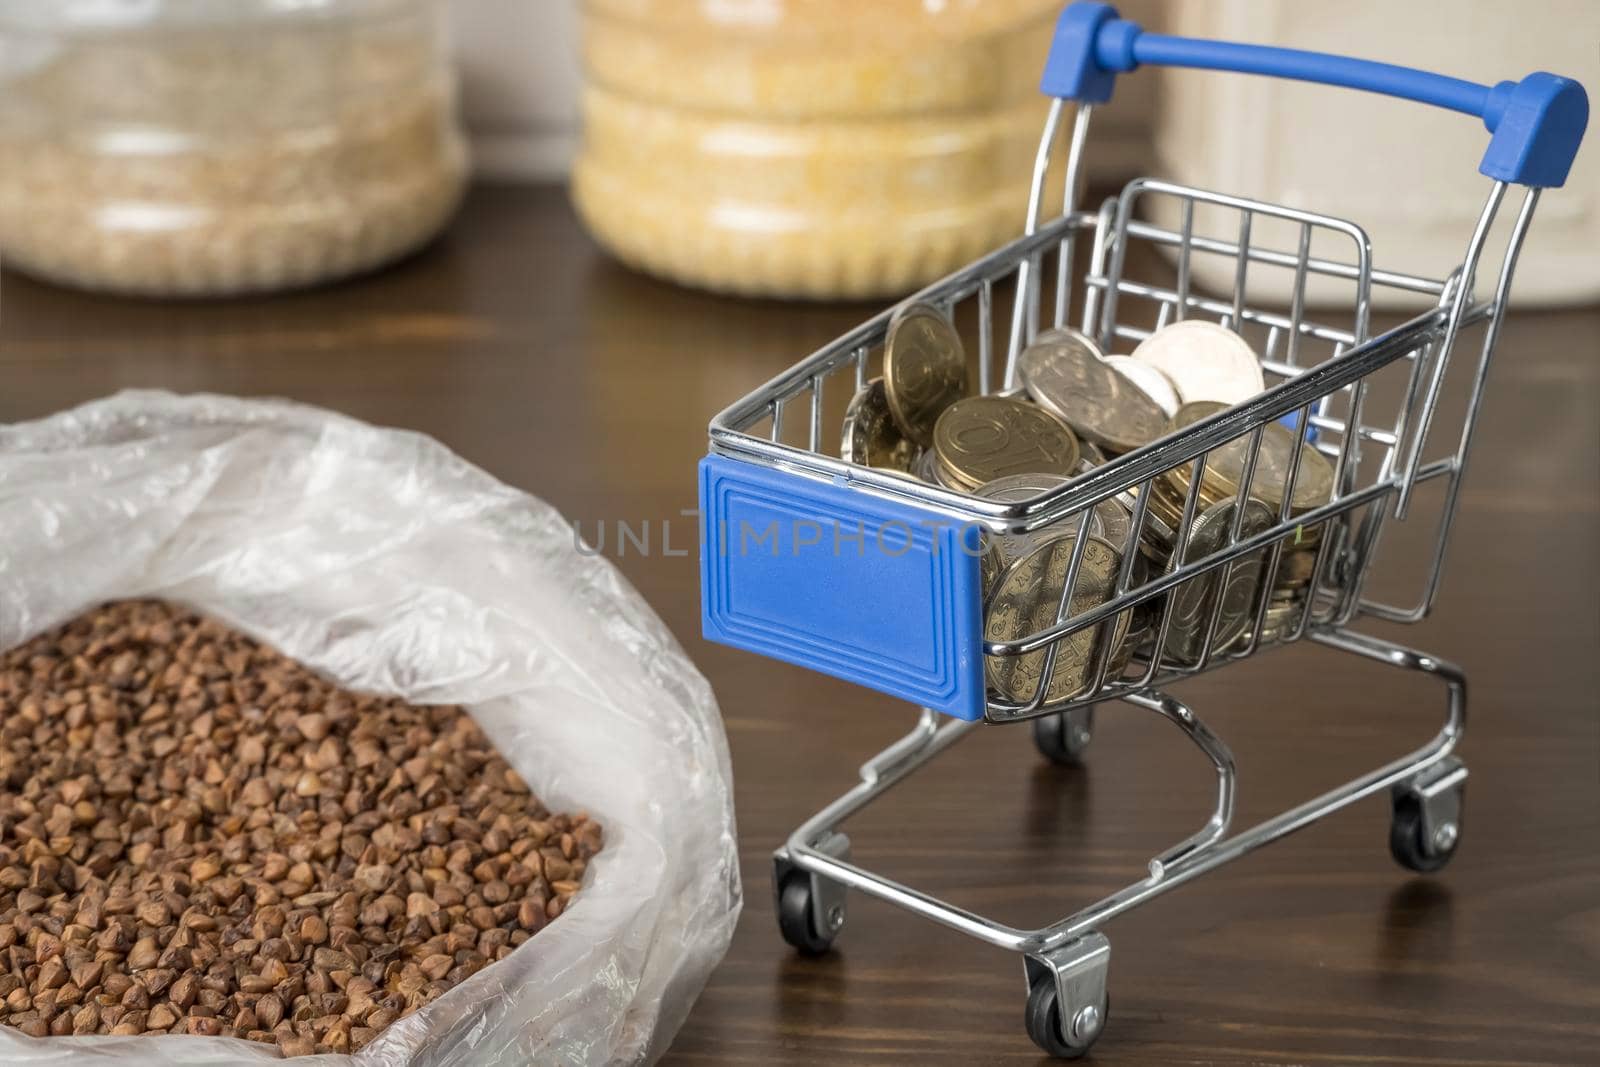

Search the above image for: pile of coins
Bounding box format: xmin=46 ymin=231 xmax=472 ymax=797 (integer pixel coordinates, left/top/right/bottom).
xmin=840 ymin=301 xmax=1334 ymax=707
xmin=1135 ymin=401 xmax=1332 ymax=654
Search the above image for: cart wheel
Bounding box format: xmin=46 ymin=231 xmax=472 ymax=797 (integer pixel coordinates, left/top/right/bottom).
xmin=1389 ymin=796 xmax=1459 ymax=873
xmin=1033 ymin=708 xmax=1094 ymax=766
xmin=1025 ymin=975 xmax=1106 ymax=1059
xmin=776 ymin=875 xmax=836 ymax=955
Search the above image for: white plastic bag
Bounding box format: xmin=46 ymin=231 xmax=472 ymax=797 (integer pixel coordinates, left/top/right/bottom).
xmin=0 ymin=390 xmax=741 ymax=1066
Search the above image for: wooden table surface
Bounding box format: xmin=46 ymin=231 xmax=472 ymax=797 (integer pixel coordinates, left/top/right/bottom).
xmin=2 ymin=185 xmax=1596 ymax=1066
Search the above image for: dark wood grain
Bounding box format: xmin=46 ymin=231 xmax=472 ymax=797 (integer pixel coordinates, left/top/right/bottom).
xmin=2 ymin=184 xmax=1596 ymax=1066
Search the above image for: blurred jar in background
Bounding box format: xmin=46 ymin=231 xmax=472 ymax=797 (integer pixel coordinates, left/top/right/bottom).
xmin=0 ymin=0 xmax=467 ymax=298
xmin=573 ymin=0 xmax=1062 ymax=300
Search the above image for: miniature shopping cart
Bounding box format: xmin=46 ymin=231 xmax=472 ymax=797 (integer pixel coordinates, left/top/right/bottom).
xmin=697 ymin=3 xmax=1589 ymax=1057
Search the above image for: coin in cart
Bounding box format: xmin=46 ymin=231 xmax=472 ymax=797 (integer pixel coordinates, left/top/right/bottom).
xmin=1130 ymin=319 xmax=1265 ymax=406
xmin=1161 ymin=497 xmax=1274 ymax=666
xmin=1019 ymin=326 xmax=1170 ymax=456
xmin=1104 ymin=354 xmax=1181 ymax=416
xmin=883 ymin=301 xmax=968 ymax=447
xmin=973 ymin=473 xmax=1135 ymax=594
xmin=1167 ymin=400 xmax=1333 ymax=516
xmin=1164 ymin=399 xmax=1335 ymax=582
xmin=984 ymin=533 xmax=1133 ymax=705
xmin=1245 ymin=586 xmax=1310 ymax=646
xmin=841 ymin=377 xmax=917 ymax=473
xmin=931 ymin=395 xmax=1080 ymax=491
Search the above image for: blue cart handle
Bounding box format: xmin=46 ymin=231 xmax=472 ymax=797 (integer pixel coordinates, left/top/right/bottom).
xmin=1042 ymin=2 xmax=1588 ymax=188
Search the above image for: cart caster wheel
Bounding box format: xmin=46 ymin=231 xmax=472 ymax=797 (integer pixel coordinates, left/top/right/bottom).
xmin=773 ymin=834 xmax=849 ymax=956
xmin=1025 ymin=976 xmax=1106 ymax=1059
xmin=776 ymin=875 xmax=837 ymax=955
xmin=1033 ymin=707 xmax=1094 ymax=766
xmin=1390 ymin=796 xmax=1459 ymax=873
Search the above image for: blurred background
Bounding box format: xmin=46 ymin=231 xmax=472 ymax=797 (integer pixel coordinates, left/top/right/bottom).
xmin=456 ymin=0 xmax=1598 ymax=304
xmin=0 ymin=0 xmax=1593 ymax=305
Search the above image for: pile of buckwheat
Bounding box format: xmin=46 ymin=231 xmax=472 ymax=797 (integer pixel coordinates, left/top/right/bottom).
xmin=0 ymin=600 xmax=600 ymax=1056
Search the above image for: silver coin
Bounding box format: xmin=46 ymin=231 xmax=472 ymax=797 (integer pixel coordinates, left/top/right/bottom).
xmin=1160 ymin=498 xmax=1274 ymax=666
xmin=974 ymin=473 xmax=1102 ymax=594
xmin=1020 ymin=329 xmax=1169 ymax=455
xmin=1105 ymin=354 xmax=1181 ymax=417
xmin=1130 ymin=320 xmax=1265 ymax=406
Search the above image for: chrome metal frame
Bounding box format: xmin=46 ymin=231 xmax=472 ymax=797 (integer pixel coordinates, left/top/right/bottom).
xmin=777 ymin=630 xmax=1467 ymax=1047
xmin=783 ymin=639 xmax=1466 ymax=939
xmin=710 ymin=107 xmax=1535 ymax=714
xmin=711 ymin=103 xmax=1534 ymax=1052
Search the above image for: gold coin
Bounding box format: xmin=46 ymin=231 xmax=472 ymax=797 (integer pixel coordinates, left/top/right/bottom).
xmin=1019 ymin=329 xmax=1170 ymax=455
xmin=1126 ymin=597 xmax=1165 ymax=656
xmin=932 ymin=396 xmax=1079 ymax=491
xmin=1147 ymin=476 xmax=1189 ymax=529
xmin=1248 ymin=591 xmax=1309 ymax=645
xmin=1160 ymin=498 xmax=1274 ymax=666
xmin=1122 ymin=477 xmax=1187 ymax=556
xmin=985 ymin=534 xmax=1131 ymax=705
xmin=934 ymin=450 xmax=972 ymax=490
xmin=883 ymin=302 xmax=967 ymax=448
xmin=1271 ymin=546 xmax=1318 ymax=588
xmin=840 ymin=378 xmax=916 ymax=473
xmin=1165 ymin=401 xmax=1334 ymax=514
xmin=1113 ymin=548 xmax=1163 ymax=650
xmin=973 ymin=473 xmax=1119 ymax=594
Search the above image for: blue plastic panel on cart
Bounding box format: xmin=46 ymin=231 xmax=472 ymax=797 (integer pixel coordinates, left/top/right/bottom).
xmin=700 ymin=455 xmax=985 ymax=720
